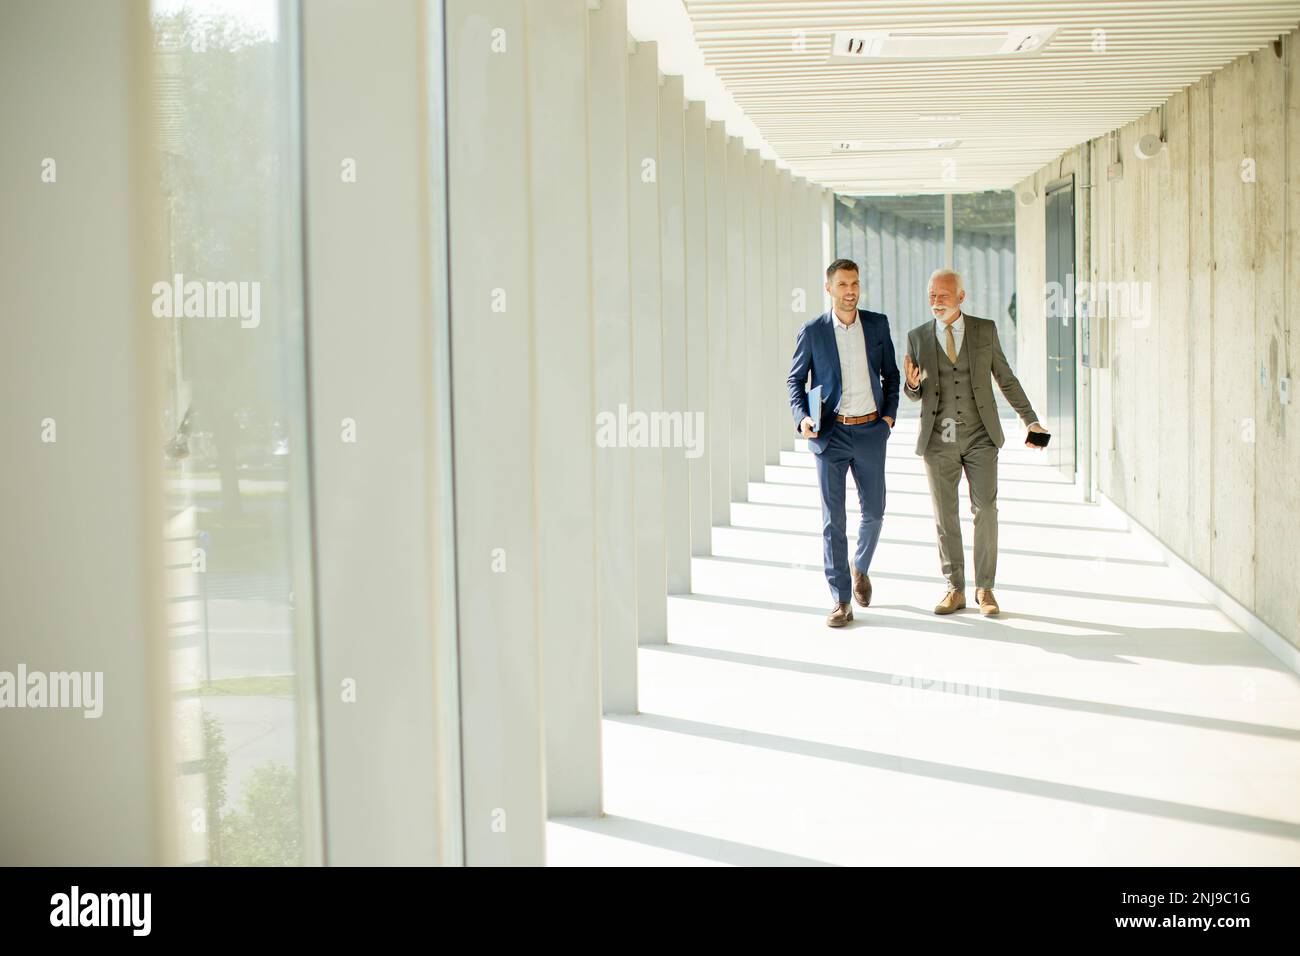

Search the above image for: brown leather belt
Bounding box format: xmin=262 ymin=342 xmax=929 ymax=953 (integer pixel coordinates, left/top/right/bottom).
xmin=835 ymin=411 xmax=878 ymax=425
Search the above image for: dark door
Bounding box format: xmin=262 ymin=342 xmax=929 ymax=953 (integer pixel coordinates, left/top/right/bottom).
xmin=1044 ymin=177 xmax=1076 ymax=478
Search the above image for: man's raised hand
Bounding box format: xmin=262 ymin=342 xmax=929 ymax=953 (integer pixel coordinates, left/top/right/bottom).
xmin=904 ymin=354 xmax=922 ymax=390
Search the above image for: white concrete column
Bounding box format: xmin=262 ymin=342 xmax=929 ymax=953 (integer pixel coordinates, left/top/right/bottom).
xmin=810 ymin=181 xmax=828 ymax=314
xmin=628 ymin=42 xmax=667 ymax=644
xmin=304 ymin=0 xmax=462 ymax=865
xmin=820 ymin=187 xmax=834 ymax=312
xmin=776 ymin=168 xmax=795 ymax=451
xmin=761 ymin=158 xmax=781 ymax=462
xmin=659 ymin=75 xmax=690 ymax=596
xmin=944 ymin=191 xmax=955 ymax=268
xmin=790 ymin=179 xmax=811 ymax=349
xmin=744 ymin=148 xmax=765 ymax=483
xmin=683 ymin=100 xmax=711 ymax=558
xmin=1 ymin=0 xmax=170 ymax=865
xmin=797 ymin=181 xmax=806 ymax=298
xmin=587 ymin=0 xmax=636 ymax=714
xmin=725 ymin=135 xmax=748 ymax=502
xmin=799 ymin=181 xmax=813 ymax=314
xmin=705 ymin=121 xmax=731 ymax=528
xmin=525 ymin=0 xmax=601 ymax=818
xmin=446 ymin=0 xmax=545 ymax=865
xmin=822 ymin=188 xmax=836 ymax=305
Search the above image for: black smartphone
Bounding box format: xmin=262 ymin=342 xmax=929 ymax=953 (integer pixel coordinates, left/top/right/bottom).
xmin=1026 ymin=430 xmax=1051 ymax=447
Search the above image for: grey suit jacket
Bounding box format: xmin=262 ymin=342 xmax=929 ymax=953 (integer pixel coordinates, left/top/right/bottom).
xmin=902 ymin=313 xmax=1038 ymax=456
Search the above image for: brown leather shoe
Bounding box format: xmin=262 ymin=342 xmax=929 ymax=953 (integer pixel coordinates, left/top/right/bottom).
xmin=975 ymin=588 xmax=1000 ymax=616
xmin=851 ymin=569 xmax=872 ymax=607
xmin=826 ymin=602 xmax=853 ymax=628
xmin=934 ymin=588 xmax=966 ymax=615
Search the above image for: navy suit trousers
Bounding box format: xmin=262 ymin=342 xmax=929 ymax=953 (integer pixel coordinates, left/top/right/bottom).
xmin=813 ymin=418 xmax=890 ymax=603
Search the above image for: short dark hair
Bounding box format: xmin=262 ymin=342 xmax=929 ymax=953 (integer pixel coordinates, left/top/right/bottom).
xmin=826 ymin=258 xmax=859 ymax=281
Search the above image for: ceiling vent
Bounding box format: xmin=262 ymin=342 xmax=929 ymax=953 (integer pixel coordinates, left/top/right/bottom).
xmin=833 ymin=139 xmax=960 ymax=153
xmin=829 ymin=26 xmax=1059 ymax=63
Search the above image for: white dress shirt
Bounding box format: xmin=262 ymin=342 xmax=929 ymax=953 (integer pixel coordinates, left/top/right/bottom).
xmin=934 ymin=311 xmax=965 ymax=359
xmin=832 ymin=311 xmax=877 ymax=416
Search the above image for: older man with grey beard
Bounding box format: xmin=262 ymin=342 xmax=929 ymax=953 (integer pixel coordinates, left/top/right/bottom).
xmin=903 ymin=268 xmax=1048 ymax=617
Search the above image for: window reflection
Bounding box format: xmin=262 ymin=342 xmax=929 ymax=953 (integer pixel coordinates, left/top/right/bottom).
xmin=151 ymin=0 xmax=313 ymax=866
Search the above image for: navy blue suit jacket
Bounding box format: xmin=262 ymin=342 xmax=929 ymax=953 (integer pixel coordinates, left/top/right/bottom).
xmin=786 ymin=310 xmax=900 ymax=455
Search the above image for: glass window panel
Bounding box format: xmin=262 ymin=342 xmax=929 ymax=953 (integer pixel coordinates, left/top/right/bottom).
xmin=952 ymin=190 xmax=1018 ymax=366
xmin=834 ymin=194 xmax=946 ymax=364
xmin=150 ymin=0 xmax=318 ymax=866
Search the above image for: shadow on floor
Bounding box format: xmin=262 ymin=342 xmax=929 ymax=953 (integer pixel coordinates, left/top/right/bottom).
xmin=549 ymin=815 xmax=836 ymax=867
xmin=641 ymin=641 xmax=1300 ymax=740
xmin=673 ymin=590 xmax=1280 ymax=670
xmin=608 ymin=713 xmax=1300 ymax=843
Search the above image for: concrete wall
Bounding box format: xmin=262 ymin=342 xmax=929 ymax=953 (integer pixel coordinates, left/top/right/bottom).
xmin=1015 ymin=29 xmax=1300 ymax=649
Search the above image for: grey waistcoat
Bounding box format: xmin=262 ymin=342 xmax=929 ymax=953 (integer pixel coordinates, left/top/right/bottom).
xmin=930 ymin=336 xmax=987 ymax=442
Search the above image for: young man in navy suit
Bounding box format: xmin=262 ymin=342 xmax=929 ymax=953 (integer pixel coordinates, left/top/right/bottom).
xmin=786 ymin=259 xmax=900 ymax=627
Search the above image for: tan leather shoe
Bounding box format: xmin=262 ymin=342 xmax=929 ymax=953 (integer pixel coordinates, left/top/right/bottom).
xmin=975 ymin=588 xmax=1000 ymax=616
xmin=934 ymin=588 xmax=966 ymax=615
xmin=826 ymin=602 xmax=854 ymax=628
xmin=851 ymin=569 xmax=872 ymax=607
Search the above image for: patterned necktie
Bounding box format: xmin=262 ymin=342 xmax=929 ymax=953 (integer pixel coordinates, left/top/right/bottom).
xmin=945 ymin=324 xmax=958 ymax=364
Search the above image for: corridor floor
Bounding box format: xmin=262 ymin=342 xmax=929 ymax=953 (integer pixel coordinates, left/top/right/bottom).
xmin=548 ymin=414 xmax=1300 ymax=865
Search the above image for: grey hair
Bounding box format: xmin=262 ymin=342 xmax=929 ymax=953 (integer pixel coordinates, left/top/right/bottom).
xmin=928 ymin=268 xmax=965 ymax=294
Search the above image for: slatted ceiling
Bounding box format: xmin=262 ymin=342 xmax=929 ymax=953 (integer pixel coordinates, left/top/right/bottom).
xmin=682 ymin=0 xmax=1300 ymax=193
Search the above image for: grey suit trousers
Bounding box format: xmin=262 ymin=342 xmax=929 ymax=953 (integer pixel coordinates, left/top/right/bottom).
xmin=922 ymin=421 xmax=999 ymax=590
